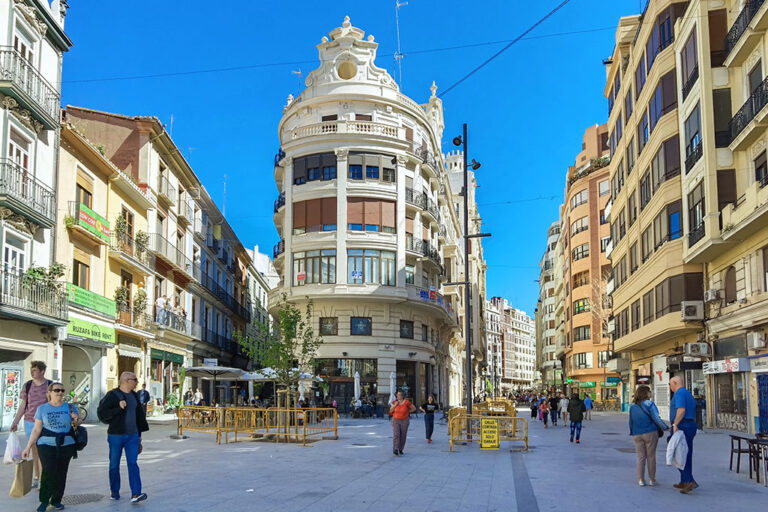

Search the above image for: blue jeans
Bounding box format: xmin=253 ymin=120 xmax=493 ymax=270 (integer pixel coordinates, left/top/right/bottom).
xmin=108 ymin=434 xmax=141 ymax=496
xmin=550 ymin=410 xmax=558 ymax=424
xmin=424 ymin=413 xmax=435 ymax=440
xmin=570 ymin=421 xmax=582 ymax=440
xmin=678 ymin=422 xmax=696 ymax=483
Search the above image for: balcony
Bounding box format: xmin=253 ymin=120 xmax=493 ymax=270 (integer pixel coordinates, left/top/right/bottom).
xmin=724 ymin=0 xmax=767 ymax=65
xmin=116 ymin=306 xmax=153 ymax=332
xmin=147 ymin=233 xmax=192 ymax=275
xmin=191 ymin=265 xmax=251 ymax=322
xmin=193 ymin=216 xmax=207 ymax=239
xmin=405 ymin=187 xmax=425 ymax=209
xmin=203 ymin=328 xmax=234 ymax=352
xmin=729 ymin=75 xmax=768 ymax=150
xmin=157 ymin=175 xmax=176 ymax=206
xmin=153 ymin=306 xmax=194 ymax=337
xmin=688 ymin=223 xmax=705 ymax=248
xmin=274 ymin=148 xmax=286 ymax=167
xmin=681 ymin=64 xmax=699 ymax=101
xmin=406 ymin=285 xmax=457 ymax=325
xmin=684 ymin=141 xmax=703 ymax=173
xmin=0 ymin=269 xmax=68 ymax=325
xmin=0 ymin=159 xmax=56 ymax=227
xmin=606 ymin=278 xmax=615 ymax=296
xmin=273 ymin=239 xmax=285 ymax=258
xmin=605 ymin=239 xmax=614 ymax=259
xmin=274 ymin=192 xmax=285 ymax=213
xmin=108 ymin=233 xmax=155 ymax=275
xmin=720 ymin=178 xmax=768 ymax=240
xmin=290 ymin=120 xmax=399 ymax=141
xmin=66 ymin=202 xmax=110 ymax=245
xmin=0 ymin=48 xmax=60 ymax=129
xmin=604 ymin=199 xmax=613 ymax=222
xmin=177 ymin=195 xmax=193 ymax=225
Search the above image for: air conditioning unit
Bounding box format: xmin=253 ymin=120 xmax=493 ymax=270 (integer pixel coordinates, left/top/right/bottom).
xmin=681 ymin=301 xmax=704 ymax=321
xmin=704 ymin=289 xmax=720 ymax=303
xmin=683 ymin=342 xmax=709 ymax=357
xmin=747 ymin=331 xmax=767 ymax=350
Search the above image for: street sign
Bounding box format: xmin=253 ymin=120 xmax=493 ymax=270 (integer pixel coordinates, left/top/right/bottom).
xmin=203 ymin=358 xmax=218 ymax=367
xmin=351 ymin=270 xmax=363 ymax=279
xmin=607 ymin=376 xmax=621 ymax=383
xmin=480 ymin=418 xmax=499 ymax=450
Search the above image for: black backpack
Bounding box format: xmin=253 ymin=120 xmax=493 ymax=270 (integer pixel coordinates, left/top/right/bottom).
xmin=68 ymin=404 xmax=87 ymax=452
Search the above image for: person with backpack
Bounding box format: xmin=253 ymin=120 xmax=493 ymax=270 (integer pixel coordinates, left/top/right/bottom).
xmin=21 ymin=381 xmax=80 ymax=512
xmin=10 ymin=360 xmax=52 ymax=488
xmin=97 ymin=371 xmax=149 ymax=503
xmin=568 ymin=393 xmax=587 ymax=443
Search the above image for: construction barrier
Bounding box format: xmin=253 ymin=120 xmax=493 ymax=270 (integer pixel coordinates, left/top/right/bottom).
xmin=449 ymin=413 xmax=528 ymax=452
xmin=179 ymin=406 xmax=338 ymax=445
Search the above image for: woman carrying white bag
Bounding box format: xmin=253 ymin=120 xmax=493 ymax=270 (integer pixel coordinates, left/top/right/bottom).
xmin=5 ymin=431 xmax=35 ymax=498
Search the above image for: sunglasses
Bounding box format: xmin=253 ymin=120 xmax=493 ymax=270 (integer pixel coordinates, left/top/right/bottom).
xmin=128 ymin=378 xmax=138 ymax=382
xmin=51 ymin=389 xmax=65 ymax=393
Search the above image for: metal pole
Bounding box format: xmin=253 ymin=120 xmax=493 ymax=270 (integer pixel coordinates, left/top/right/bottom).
xmin=463 ymin=123 xmax=472 ymax=416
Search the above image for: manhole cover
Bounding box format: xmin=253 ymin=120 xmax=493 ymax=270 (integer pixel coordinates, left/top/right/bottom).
xmin=62 ymin=494 xmax=104 ymax=505
xmin=615 ymin=448 xmax=636 ymax=453
xmin=601 ymin=432 xmax=621 ymax=435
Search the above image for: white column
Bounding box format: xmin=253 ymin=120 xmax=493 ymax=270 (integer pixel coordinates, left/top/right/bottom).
xmin=335 ymin=149 xmax=348 ymax=284
xmin=396 ymin=155 xmax=407 ymax=287
xmin=283 ymin=158 xmax=294 ymax=292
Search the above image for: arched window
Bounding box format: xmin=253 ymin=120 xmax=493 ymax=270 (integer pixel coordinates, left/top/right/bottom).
xmin=724 ymin=266 xmax=737 ymax=305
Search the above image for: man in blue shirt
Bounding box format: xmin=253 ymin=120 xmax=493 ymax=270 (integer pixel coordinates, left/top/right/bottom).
xmin=583 ymin=394 xmax=593 ymax=420
xmin=669 ymin=376 xmax=697 ymax=493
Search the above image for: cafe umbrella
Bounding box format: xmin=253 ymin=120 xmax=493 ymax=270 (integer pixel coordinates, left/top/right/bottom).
xmin=183 ymin=366 xmax=247 ymax=404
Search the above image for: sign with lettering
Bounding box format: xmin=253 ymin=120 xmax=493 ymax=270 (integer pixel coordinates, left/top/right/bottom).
xmin=750 ymin=355 xmax=768 ymax=373
xmin=480 ymin=418 xmax=499 ymax=450
xmin=67 ymin=317 xmax=115 ymax=344
xmin=203 ymin=358 xmax=218 ymax=367
xmin=150 ymin=348 xmax=184 ymax=364
xmin=68 ymin=284 xmax=116 ymax=317
xmin=76 ymin=203 xmax=110 ymax=243
xmin=607 ymin=376 xmax=621 ymax=383
xmin=351 ymin=270 xmax=362 ymax=279
xmin=703 ymin=358 xmax=748 ymax=374
xmin=578 ymin=382 xmax=596 ymax=388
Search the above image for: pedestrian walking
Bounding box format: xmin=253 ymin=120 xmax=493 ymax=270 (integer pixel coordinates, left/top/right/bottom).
xmin=568 ymin=394 xmax=586 ymax=443
xmin=137 ymin=383 xmax=151 ymax=415
xmin=548 ymin=393 xmax=560 ymax=426
xmin=559 ymin=393 xmax=570 ymax=426
xmin=669 ymin=376 xmax=698 ymax=494
xmin=193 ymin=388 xmax=203 ymax=406
xmin=538 ymin=395 xmax=546 ymax=421
xmin=10 ymin=360 xmax=52 ymax=489
xmin=21 ymin=381 xmax=79 ymax=512
xmin=390 ymin=391 xmax=415 ymax=456
xmin=419 ymin=394 xmax=438 ymax=443
xmin=96 ymin=371 xmax=149 ymax=503
xmin=629 ymin=385 xmax=669 ymax=487
xmin=583 ymin=394 xmax=593 ymax=420
xmin=540 ymin=400 xmax=550 ymax=428
xmin=529 ymin=397 xmax=538 ymax=419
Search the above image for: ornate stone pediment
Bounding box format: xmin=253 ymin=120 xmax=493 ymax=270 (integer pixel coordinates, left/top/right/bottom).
xmin=2 ymin=96 xmax=44 ymax=134
xmin=0 ymin=207 xmax=40 ymax=235
xmin=13 ymin=0 xmax=48 ymax=36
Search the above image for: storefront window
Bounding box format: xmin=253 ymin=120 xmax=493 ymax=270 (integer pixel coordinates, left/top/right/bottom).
xmin=715 ymin=373 xmax=747 ymax=415
xmin=315 ymin=358 xmax=377 ymax=378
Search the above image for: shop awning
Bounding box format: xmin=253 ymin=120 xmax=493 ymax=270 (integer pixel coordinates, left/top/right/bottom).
xmin=117 ymin=346 xmax=143 ymax=359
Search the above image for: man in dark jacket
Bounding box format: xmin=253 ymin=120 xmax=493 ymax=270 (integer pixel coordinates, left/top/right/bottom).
xmin=547 ymin=394 xmax=560 ymax=426
xmin=567 ymin=394 xmax=587 ymax=443
xmin=97 ymin=371 xmax=148 ymax=503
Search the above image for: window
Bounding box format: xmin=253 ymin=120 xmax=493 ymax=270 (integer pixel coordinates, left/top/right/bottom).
xmin=366 ymin=166 xmax=379 ymax=179
xmin=641 ymin=226 xmax=654 ymax=262
xmin=638 ymin=111 xmax=649 ymax=152
xmin=383 ymin=167 xmax=395 ymax=182
xmin=75 ymin=184 xmax=93 ymax=209
xmin=422 ymin=324 xmax=428 ymax=342
xmin=350 ymin=317 xmax=372 ymax=335
xmin=574 ymin=352 xmax=593 ymax=369
xmin=405 ymin=264 xmax=414 ymax=285
xmin=687 ymin=181 xmax=705 ymax=239
xmin=724 ymin=266 xmax=737 ymax=305
xmin=684 ymin=104 xmax=702 ymax=169
xmin=755 ymin=151 xmax=767 ymax=185
xmin=72 ymin=259 xmax=89 ymax=289
xmin=349 ymin=152 xmax=396 ymax=183
xmin=631 ymin=300 xmax=641 ymax=331
xmin=681 ymin=30 xmax=698 ymax=93
xmin=600 ymin=209 xmax=606 ymax=225
xmin=628 ymin=190 xmax=637 ymax=226
xmin=611 ymin=162 xmax=624 ymax=200
xmin=570 ymin=189 xmax=588 ymax=210
xmin=749 ymin=60 xmax=763 ymax=94
xmin=649 ymin=71 xmax=677 ymax=131
xmin=349 ymin=165 xmax=363 ymax=180
xmin=320 ymin=317 xmax=338 ymax=335
xmin=635 ymin=54 xmax=647 ymax=98
xmin=573 ymin=271 xmax=589 ymax=288
xmin=640 ymin=170 xmax=652 ymax=210
xmin=615 ymin=256 xmax=627 ymax=287
xmin=571 ymin=216 xmax=588 ymax=236
xmin=574 ymin=325 xmax=591 ymax=342
xmin=294 ymin=153 xmax=337 ymax=185
xmin=347 ymin=199 xmax=396 ymax=233
xmin=625 ymin=91 xmax=633 ymax=122
xmin=293 ymin=198 xmax=337 ymax=234
xmin=626 ymin=138 xmax=636 ymax=175
xmin=601 ymin=236 xmax=611 ymax=252
xmin=347 ymin=249 xmax=395 ymax=285
xmin=572 ymin=243 xmax=589 ymax=261
xmin=643 ymin=290 xmax=654 ymax=325
xmin=629 ymin=242 xmax=638 ymax=273
xmin=598 ymin=351 xmax=612 ymax=368
xmin=400 ymin=320 xmax=414 ymax=339
xmin=599 ymin=180 xmax=610 ymax=196
xmin=293 ymin=250 xmax=336 ymax=286
xmin=573 ymin=298 xmax=590 ymax=315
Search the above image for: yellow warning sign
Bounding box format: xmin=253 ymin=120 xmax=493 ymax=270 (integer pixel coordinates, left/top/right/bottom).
xmin=480 ymin=417 xmax=499 ymax=450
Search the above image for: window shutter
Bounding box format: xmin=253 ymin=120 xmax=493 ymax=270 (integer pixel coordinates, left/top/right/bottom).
xmin=664 ymin=135 xmax=680 ymax=175
xmin=306 ymin=199 xmax=322 ymax=232
xmin=716 ymin=169 xmax=736 ymax=210
xmin=422 ymin=222 xmax=429 ymax=240
xmin=349 ymin=153 xmax=363 ymax=167
xmin=293 ymin=201 xmax=306 ymax=229
xmin=307 ymin=155 xmax=321 ymax=169
xmin=661 ymin=71 xmax=677 ymax=112
xmin=293 ymin=158 xmax=307 ymax=183
xmin=381 ymin=201 xmax=395 ymax=229
xmin=365 ymin=200 xmax=380 ymax=228
xmin=405 ymin=216 xmax=414 ymax=234
xmin=321 ymin=197 xmax=337 ymax=226
xmin=347 ymin=198 xmax=364 ymax=225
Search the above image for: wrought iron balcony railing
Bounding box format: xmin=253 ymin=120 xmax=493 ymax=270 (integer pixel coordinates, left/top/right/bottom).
xmin=729 ymin=74 xmax=768 ymax=142
xmin=688 ymin=223 xmax=706 ymax=247
xmin=109 ymin=233 xmax=155 ymax=270
xmin=682 ymin=64 xmax=699 ymax=101
xmin=274 ymin=192 xmax=285 ymax=213
xmin=685 ymin=142 xmax=703 ymax=173
xmin=116 ymin=305 xmax=153 ymax=331
xmin=0 ymin=159 xmax=56 ymax=226
xmin=0 ymin=269 xmax=68 ymax=322
xmin=724 ymin=0 xmax=766 ymax=58
xmin=148 ymin=233 xmax=192 ymax=274
xmin=273 ymin=239 xmax=285 ymax=258
xmin=0 ymin=48 xmax=60 ymax=127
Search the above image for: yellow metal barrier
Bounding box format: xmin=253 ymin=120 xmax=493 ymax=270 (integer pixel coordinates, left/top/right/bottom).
xmin=179 ymin=406 xmax=223 ymax=442
xmin=449 ymin=414 xmax=528 ymax=452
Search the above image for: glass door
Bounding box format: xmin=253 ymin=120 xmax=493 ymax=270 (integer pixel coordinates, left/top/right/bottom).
xmin=1 ymin=367 xmax=23 ymax=431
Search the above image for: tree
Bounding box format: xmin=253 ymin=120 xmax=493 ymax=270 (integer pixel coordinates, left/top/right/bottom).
xmin=234 ymin=295 xmax=322 ymax=393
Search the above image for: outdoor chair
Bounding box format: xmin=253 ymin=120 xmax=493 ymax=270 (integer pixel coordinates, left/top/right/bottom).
xmin=730 ymin=435 xmax=762 ymax=482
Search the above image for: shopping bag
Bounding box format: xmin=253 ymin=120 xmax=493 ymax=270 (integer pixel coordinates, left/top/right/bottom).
xmin=9 ymin=459 xmax=33 ymax=498
xmin=3 ymin=432 xmax=24 ymax=464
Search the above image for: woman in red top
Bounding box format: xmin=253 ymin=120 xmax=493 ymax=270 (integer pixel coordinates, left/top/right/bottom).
xmin=389 ymin=391 xmax=416 ymax=456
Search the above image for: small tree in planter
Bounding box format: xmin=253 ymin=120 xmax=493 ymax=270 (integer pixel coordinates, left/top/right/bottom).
xmin=170 ymin=367 xmax=188 ymax=439
xmin=135 ymin=230 xmax=149 ymax=256
xmin=114 ymin=286 xmax=130 ymax=317
xmin=21 ymin=263 xmax=66 ymax=292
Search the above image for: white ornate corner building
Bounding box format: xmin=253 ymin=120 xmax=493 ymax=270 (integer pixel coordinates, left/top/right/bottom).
xmin=0 ymin=0 xmax=72 ymax=428
xmin=270 ymin=17 xmax=487 ymax=411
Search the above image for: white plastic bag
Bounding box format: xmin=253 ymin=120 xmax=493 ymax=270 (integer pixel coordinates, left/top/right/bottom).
xmin=665 ymin=429 xmax=688 ymax=470
xmin=4 ymin=432 xmax=24 ymax=464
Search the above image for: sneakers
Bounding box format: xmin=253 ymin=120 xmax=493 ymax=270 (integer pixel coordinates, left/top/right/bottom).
xmin=36 ymin=503 xmax=47 ymax=512
xmin=130 ymin=493 xmax=148 ymax=504
xmin=398 ymin=450 xmax=404 ymax=455
xmin=638 ymin=480 xmax=646 ymax=487
xmin=647 ymin=480 xmax=657 ymax=487
xmin=110 ymin=493 xmax=120 ymax=500
xmin=427 ymin=438 xmax=432 ymax=444
xmin=570 ymin=436 xmax=574 ymax=443
xmin=32 ymin=477 xmax=39 ymax=489
xmin=50 ymin=504 xmax=65 ymax=510
xmin=393 ymin=449 xmax=399 ymax=456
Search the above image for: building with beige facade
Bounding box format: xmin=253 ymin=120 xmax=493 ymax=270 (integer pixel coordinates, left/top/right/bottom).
xmin=270 ymin=17 xmax=485 ymax=411
xmin=537 ymin=221 xmax=561 ymax=391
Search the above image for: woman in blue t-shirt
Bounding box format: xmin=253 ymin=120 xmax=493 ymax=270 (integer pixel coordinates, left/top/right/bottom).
xmin=22 ymin=382 xmax=79 ymax=512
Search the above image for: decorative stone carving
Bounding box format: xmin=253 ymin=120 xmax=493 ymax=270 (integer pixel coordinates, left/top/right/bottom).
xmin=0 ymin=207 xmax=39 ymax=235
xmin=334 ymin=148 xmax=349 ymax=161
xmin=750 ymin=137 xmax=766 ymax=157
xmin=747 ymin=49 xmax=762 ymax=72
xmin=13 ymin=0 xmax=48 ymax=36
xmin=396 ymin=155 xmax=409 ymax=166
xmin=2 ymin=96 xmax=43 ymax=133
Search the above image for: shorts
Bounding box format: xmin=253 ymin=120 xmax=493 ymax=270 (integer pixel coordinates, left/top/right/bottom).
xmin=24 ymin=420 xmax=35 ymax=440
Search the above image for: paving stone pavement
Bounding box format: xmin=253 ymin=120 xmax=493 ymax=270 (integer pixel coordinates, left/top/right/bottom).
xmin=0 ymin=411 xmax=766 ymax=512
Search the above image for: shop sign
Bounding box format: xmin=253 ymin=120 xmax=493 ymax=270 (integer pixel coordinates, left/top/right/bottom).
xmin=750 ymin=354 xmax=768 ymax=373
xmin=703 ymin=358 xmax=748 ymax=374
xmin=150 ymin=348 xmax=184 ymax=364
xmin=601 ymin=382 xmax=619 ymax=387
xmin=67 ymin=317 xmax=115 ymax=344
xmin=480 ymin=417 xmax=499 ymax=450
xmin=578 ymin=382 xmax=596 ymax=388
xmin=68 ymin=284 xmax=116 ymax=317
xmin=203 ymin=358 xmax=218 ymax=367
xmin=76 ymin=203 xmax=110 ymax=243
xmin=566 ymin=378 xmax=573 ymax=383
xmin=607 ymin=376 xmax=621 ymax=383
xmin=636 ymin=375 xmax=651 ymax=385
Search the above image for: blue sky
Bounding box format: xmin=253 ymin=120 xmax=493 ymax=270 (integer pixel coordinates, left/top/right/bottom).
xmin=61 ymin=0 xmax=642 ymax=314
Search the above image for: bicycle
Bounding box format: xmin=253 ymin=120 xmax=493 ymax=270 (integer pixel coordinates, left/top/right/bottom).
xmin=67 ymin=387 xmax=90 ymax=422
xmin=439 ymin=407 xmax=450 ymax=424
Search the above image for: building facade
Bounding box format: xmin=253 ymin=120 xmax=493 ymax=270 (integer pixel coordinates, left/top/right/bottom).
xmin=485 ymin=299 xmax=502 ymax=396
xmin=269 ymin=17 xmax=485 ymax=411
xmin=0 ymin=0 xmax=71 ymax=430
xmin=537 ymin=221 xmax=561 ymax=391
xmin=492 ymin=297 xmax=536 ymax=392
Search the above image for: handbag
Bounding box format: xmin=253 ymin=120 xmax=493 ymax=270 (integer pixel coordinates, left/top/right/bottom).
xmin=69 ymin=404 xmax=88 ymax=452
xmin=9 ymin=459 xmax=33 ymax=498
xmin=639 ymin=402 xmax=664 ymax=438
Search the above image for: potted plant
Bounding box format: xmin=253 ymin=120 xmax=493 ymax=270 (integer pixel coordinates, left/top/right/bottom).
xmin=21 ymin=264 xmax=66 ymax=293
xmin=114 ymin=286 xmax=130 ymax=314
xmin=133 ymin=287 xmax=148 ymax=315
xmin=135 ymin=230 xmax=149 ymax=256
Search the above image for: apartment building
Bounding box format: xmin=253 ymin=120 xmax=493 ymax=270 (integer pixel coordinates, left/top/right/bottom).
xmin=485 ymin=299 xmax=502 ymax=395
xmin=0 ymin=0 xmax=71 ymax=430
xmin=537 ymin=221 xmax=561 ymax=391
xmin=270 ymin=17 xmax=484 ymax=410
xmin=62 ymin=107 xmax=253 ymax=407
xmin=491 ymin=297 xmax=536 ymax=392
